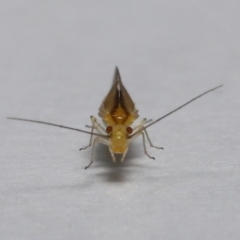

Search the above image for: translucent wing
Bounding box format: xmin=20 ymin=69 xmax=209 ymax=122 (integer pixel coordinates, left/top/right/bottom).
xmin=98 ymin=67 xmax=139 ymax=119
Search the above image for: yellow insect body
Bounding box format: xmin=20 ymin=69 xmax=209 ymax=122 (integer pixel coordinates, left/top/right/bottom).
xmin=109 ymin=125 xmax=128 ymax=154
xmin=99 ymin=69 xmax=138 ymax=154
xmin=102 ymin=105 xmax=137 ymax=154
xmin=80 ymin=67 xmax=160 ymax=168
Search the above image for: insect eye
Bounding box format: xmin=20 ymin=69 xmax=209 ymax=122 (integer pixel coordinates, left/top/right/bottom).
xmin=106 ymin=126 xmax=113 ymax=134
xmin=126 ymin=127 xmax=133 ymax=134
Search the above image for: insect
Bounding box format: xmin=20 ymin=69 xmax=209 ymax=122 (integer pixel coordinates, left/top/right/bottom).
xmin=8 ymin=67 xmax=223 ymax=169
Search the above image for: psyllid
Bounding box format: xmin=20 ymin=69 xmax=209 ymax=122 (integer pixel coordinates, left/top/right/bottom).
xmin=8 ymin=67 xmax=223 ymax=169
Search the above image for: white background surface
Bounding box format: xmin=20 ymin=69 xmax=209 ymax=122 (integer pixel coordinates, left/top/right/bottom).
xmin=0 ymin=1 xmax=239 ymax=240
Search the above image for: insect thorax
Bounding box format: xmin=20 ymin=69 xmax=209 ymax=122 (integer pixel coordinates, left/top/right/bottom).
xmin=103 ymin=106 xmax=137 ymax=126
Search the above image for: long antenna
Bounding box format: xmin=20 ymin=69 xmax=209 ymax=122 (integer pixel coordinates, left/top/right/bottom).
xmin=7 ymin=117 xmax=108 ymax=138
xmin=130 ymin=84 xmax=223 ymax=137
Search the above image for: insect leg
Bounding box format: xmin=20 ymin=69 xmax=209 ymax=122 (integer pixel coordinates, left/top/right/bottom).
xmin=85 ymin=136 xmax=109 ymax=169
xmin=130 ymin=129 xmax=155 ymax=160
xmin=84 ymin=137 xmax=97 ymax=169
xmin=132 ymin=118 xmax=163 ymax=150
xmin=131 ymin=118 xmax=147 ymax=132
xmin=109 ymin=148 xmax=117 ymax=163
xmin=120 ymin=149 xmax=129 ymax=163
xmin=91 ymin=116 xmax=106 ymax=133
xmin=141 ymin=132 xmax=155 ymax=160
xmin=84 ymin=137 xmax=99 ymax=169
xmin=145 ymin=119 xmax=153 ymax=124
xmin=144 ymin=129 xmax=164 ymax=150
xmin=79 ymin=125 xmax=94 ymax=151
xmin=79 ymin=116 xmax=106 ymax=150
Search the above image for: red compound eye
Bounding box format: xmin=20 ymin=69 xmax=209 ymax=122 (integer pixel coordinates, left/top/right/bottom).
xmin=126 ymin=127 xmax=133 ymax=134
xmin=106 ymin=126 xmax=112 ymax=133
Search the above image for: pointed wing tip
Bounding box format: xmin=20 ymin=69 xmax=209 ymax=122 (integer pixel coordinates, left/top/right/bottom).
xmin=113 ymin=66 xmax=122 ymax=84
xmin=115 ymin=66 xmax=120 ymax=77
